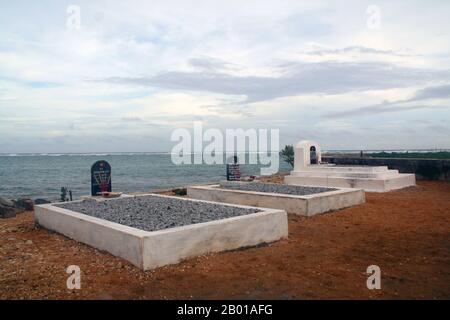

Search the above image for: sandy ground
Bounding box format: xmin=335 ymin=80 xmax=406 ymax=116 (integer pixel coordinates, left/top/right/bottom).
xmin=0 ymin=180 xmax=449 ymax=300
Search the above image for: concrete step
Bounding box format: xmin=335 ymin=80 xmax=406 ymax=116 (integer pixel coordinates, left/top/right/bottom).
xmin=289 ymin=169 xmax=400 ymax=179
xmin=285 ymin=173 xmax=416 ymax=192
xmin=304 ymin=165 xmax=390 ymax=173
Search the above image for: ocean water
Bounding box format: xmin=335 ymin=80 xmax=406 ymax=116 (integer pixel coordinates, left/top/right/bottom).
xmin=0 ymin=153 xmax=291 ymax=200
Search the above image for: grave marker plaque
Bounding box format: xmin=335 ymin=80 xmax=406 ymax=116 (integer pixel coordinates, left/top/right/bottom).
xmin=226 ymin=156 xmax=241 ymax=181
xmin=91 ymin=160 xmax=112 ymax=196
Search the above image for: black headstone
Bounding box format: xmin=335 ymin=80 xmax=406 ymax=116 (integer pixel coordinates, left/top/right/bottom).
xmin=226 ymin=156 xmax=241 ymax=181
xmin=91 ymin=160 xmax=112 ymax=196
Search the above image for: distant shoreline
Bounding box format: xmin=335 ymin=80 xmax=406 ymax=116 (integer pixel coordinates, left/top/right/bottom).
xmin=1 ymin=149 xmax=450 ymax=157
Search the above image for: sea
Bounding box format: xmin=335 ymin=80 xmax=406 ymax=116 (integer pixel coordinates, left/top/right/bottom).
xmin=0 ymin=153 xmax=292 ymax=201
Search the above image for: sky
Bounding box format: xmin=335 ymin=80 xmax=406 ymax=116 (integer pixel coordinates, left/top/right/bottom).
xmin=0 ymin=0 xmax=449 ymax=153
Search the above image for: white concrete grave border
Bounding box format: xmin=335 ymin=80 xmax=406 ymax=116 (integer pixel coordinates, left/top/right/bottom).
xmin=34 ymin=194 xmax=288 ymax=270
xmin=188 ymin=184 xmax=365 ymax=217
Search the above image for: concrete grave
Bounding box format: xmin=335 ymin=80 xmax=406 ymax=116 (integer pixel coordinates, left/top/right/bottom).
xmin=285 ymin=140 xmax=416 ymax=192
xmin=34 ymin=194 xmax=287 ymax=270
xmin=188 ymin=181 xmax=365 ymax=216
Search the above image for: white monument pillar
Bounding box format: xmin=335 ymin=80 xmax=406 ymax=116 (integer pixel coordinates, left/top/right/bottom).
xmin=293 ymin=140 xmax=321 ymax=172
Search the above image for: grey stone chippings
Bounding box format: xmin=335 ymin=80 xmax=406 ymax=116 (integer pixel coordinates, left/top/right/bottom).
xmin=55 ymin=195 xmax=261 ymax=232
xmin=218 ymin=181 xmax=336 ymax=195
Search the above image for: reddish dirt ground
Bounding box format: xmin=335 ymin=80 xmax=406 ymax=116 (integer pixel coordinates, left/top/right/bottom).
xmin=0 ymin=180 xmax=449 ymax=300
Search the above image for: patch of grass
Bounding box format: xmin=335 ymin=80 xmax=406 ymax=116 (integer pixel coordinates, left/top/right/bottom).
xmin=369 ymin=151 xmax=450 ymax=160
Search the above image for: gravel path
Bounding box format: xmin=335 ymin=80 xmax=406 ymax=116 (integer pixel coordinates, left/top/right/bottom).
xmin=55 ymin=195 xmax=260 ymax=232
xmin=218 ymin=181 xmax=335 ymax=195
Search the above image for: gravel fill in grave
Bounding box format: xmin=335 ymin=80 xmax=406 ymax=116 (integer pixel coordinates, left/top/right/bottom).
xmin=55 ymin=195 xmax=261 ymax=232
xmin=218 ymin=181 xmax=336 ymax=195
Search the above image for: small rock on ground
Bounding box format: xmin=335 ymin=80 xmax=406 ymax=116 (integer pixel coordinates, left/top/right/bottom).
xmin=0 ymin=197 xmax=14 ymax=207
xmin=0 ymin=205 xmax=16 ymax=219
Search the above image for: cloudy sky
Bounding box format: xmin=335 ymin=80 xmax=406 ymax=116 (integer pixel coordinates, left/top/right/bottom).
xmin=0 ymin=0 xmax=449 ymax=153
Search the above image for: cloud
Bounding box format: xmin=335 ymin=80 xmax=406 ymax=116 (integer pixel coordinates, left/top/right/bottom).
xmin=1 ymin=0 xmax=450 ymax=152
xmin=188 ymin=57 xmax=233 ymax=72
xmin=413 ymin=84 xmax=450 ymax=100
xmin=302 ymin=46 xmax=418 ymax=57
xmin=121 ymin=116 xmax=144 ymax=122
xmin=102 ymin=62 xmax=449 ymax=103
xmin=327 ymin=84 xmax=450 ymax=117
xmin=330 ymin=104 xmax=447 ymax=117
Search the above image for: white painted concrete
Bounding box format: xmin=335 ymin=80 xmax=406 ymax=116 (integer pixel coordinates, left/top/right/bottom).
xmin=188 ymin=185 xmax=365 ymax=216
xmin=142 ymin=209 xmax=287 ymax=269
xmin=34 ymin=194 xmax=288 ymax=270
xmin=294 ymin=140 xmax=322 ymax=171
xmin=34 ymin=201 xmax=146 ymax=268
xmin=286 ymin=140 xmax=416 ymax=192
xmin=285 ymin=168 xmax=416 ymax=192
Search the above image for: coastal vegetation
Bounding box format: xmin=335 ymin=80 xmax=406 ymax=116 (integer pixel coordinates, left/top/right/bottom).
xmin=279 ymin=145 xmax=294 ymax=167
xmin=369 ymin=151 xmax=450 ymax=160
